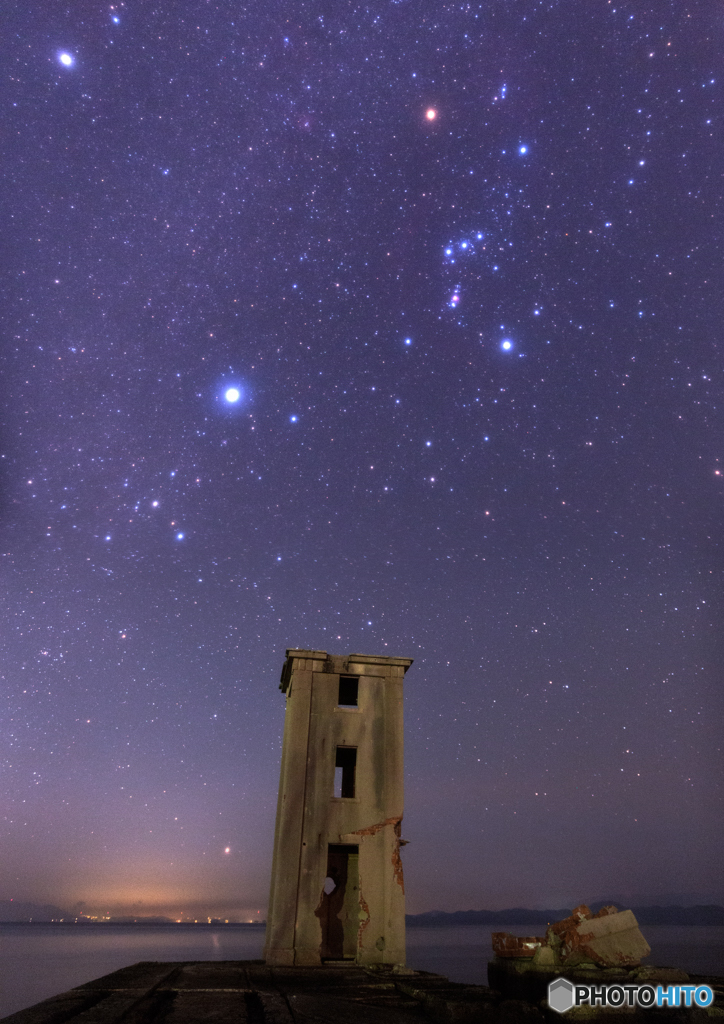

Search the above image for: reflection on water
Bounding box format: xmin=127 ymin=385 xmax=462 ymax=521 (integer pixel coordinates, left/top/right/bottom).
xmin=0 ymin=923 xmax=722 ymax=1020
xmin=0 ymin=924 xmax=266 ymax=1019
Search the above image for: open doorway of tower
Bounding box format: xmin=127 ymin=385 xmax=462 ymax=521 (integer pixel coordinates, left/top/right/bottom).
xmin=317 ymin=844 xmax=360 ymax=960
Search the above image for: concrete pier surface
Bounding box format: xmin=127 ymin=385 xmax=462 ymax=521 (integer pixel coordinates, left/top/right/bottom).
xmin=2 ymin=960 xmax=722 ymax=1024
xmin=0 ymin=959 xmax=519 ymax=1023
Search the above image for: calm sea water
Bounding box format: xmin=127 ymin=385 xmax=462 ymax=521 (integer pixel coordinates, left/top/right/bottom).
xmin=1 ymin=923 xmax=722 ymax=1020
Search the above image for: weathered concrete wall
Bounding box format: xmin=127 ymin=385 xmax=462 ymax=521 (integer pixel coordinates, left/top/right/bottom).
xmin=264 ymin=650 xmax=412 ymax=968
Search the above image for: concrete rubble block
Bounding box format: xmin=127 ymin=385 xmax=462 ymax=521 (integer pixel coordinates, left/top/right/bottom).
xmin=567 ymin=909 xmax=651 ymax=968
xmin=548 ymin=905 xmax=594 ymax=940
xmin=492 ymin=933 xmax=546 ymax=958
xmin=592 ymin=906 xmax=619 ymax=918
xmin=532 ymin=945 xmax=556 ymax=966
xmin=545 ymin=906 xmax=592 ymax=964
xmin=491 ymin=904 xmax=652 ymax=973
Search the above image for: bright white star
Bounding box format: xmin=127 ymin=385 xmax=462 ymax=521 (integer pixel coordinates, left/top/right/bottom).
xmin=225 ymin=387 xmax=240 ymax=403
xmin=59 ymin=52 xmax=74 ymax=66
xmin=501 ymin=339 xmax=513 ymax=351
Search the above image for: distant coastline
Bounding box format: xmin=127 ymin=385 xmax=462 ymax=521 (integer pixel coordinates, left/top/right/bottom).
xmin=2 ymin=901 xmax=723 ymax=926
xmin=0 ymin=919 xmax=266 ymax=927
xmin=0 ymin=902 xmax=266 ymax=925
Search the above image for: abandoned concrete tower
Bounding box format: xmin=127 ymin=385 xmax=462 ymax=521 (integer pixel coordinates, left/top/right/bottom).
xmin=264 ymin=649 xmax=413 ymax=967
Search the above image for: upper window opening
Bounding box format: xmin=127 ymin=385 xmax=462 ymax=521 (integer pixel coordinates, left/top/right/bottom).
xmin=334 ymin=746 xmax=357 ymax=798
xmin=338 ymin=676 xmax=359 ymax=707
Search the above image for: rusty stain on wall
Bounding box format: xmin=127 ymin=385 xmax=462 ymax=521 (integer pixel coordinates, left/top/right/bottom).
xmin=357 ymin=890 xmax=371 ymax=952
xmin=348 ymin=814 xmax=402 ymax=837
xmin=392 ymin=820 xmax=405 ymax=893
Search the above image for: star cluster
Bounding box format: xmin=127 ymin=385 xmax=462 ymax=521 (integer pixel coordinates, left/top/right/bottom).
xmin=1 ymin=0 xmax=722 ymax=917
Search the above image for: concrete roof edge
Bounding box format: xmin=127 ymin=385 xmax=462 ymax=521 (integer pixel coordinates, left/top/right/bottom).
xmin=280 ymin=649 xmax=329 ymax=691
xmin=347 ymin=653 xmax=414 ymax=670
xmin=280 ymin=650 xmax=413 ymax=690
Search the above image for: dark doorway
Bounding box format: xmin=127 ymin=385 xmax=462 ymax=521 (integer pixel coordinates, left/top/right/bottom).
xmin=317 ymin=844 xmax=359 ymax=960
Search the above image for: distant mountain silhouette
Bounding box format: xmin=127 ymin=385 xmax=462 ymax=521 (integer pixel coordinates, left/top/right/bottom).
xmin=406 ymin=905 xmax=724 ymax=926
xmin=406 ymin=908 xmax=570 ymax=926
xmin=592 ymin=893 xmax=723 ymax=909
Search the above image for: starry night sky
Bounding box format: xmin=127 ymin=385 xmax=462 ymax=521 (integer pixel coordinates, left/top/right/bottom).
xmin=2 ymin=1 xmax=722 ymax=922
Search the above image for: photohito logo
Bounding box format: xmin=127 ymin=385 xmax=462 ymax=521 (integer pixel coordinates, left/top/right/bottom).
xmin=548 ymin=978 xmax=714 ymax=1013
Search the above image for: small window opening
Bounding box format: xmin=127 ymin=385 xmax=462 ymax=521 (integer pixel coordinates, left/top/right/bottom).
xmin=334 ymin=746 xmax=357 ymax=798
xmin=338 ymin=676 xmax=358 ymax=707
